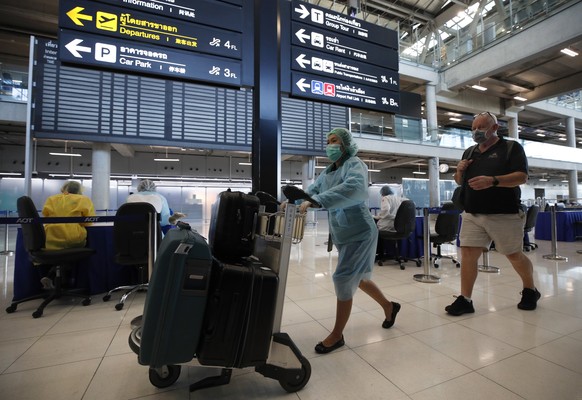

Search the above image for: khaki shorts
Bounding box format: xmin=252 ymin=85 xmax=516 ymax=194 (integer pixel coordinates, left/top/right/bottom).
xmin=460 ymin=211 xmax=525 ymax=255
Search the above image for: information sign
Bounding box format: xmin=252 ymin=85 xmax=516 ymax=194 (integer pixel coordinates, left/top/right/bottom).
xmin=93 ymin=0 xmax=244 ymax=32
xmin=290 ymin=0 xmax=397 ymax=49
xmin=59 ymin=0 xmax=242 ymax=58
xmin=291 ymin=72 xmax=400 ymax=113
xmin=291 ymin=47 xmax=399 ymax=90
xmin=59 ymin=30 xmax=242 ymax=87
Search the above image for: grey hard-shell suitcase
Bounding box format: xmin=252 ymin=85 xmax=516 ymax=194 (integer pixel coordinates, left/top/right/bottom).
xmin=138 ymin=222 xmax=213 ymax=368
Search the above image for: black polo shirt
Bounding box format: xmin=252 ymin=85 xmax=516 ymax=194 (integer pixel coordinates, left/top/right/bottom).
xmin=461 ymin=137 xmax=528 ymax=214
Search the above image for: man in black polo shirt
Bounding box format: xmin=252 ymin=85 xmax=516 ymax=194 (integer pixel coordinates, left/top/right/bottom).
xmin=445 ymin=111 xmax=541 ymax=315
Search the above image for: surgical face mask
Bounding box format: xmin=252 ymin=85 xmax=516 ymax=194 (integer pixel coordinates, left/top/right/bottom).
xmin=326 ymin=144 xmax=343 ymax=162
xmin=472 ymin=129 xmax=488 ymax=144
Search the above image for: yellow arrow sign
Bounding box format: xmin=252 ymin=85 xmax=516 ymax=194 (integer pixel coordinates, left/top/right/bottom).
xmin=67 ymin=6 xmax=93 ymax=26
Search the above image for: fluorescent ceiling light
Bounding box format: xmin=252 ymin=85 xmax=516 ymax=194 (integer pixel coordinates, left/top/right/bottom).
xmin=560 ymin=48 xmax=578 ymax=57
xmin=315 ymin=165 xmax=326 ymax=169
xmin=536 ymin=133 xmax=546 ymax=137
xmin=558 ymin=137 xmax=567 ymax=141
xmin=539 ymin=178 xmax=548 ymax=182
xmin=513 ymin=96 xmax=527 ymax=101
xmin=449 ymin=117 xmax=462 ymax=122
xmin=471 ymin=84 xmax=487 ymax=91
xmin=561 ymin=180 xmax=569 ymax=183
xmin=368 ymin=169 xmax=381 ymax=172
xmin=153 ymin=158 xmax=180 ymax=162
xmin=238 ymin=162 xmax=252 ymax=166
xmin=412 ymin=171 xmax=426 ymax=175
xmin=0 ymin=172 xmax=21 ymax=176
xmin=49 ymin=152 xmax=82 ymax=157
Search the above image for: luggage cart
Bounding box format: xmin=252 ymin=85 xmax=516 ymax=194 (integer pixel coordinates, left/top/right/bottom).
xmin=129 ymin=203 xmax=311 ymax=393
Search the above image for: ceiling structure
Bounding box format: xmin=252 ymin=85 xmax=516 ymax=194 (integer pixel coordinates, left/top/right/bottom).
xmin=0 ymin=0 xmax=581 ymax=181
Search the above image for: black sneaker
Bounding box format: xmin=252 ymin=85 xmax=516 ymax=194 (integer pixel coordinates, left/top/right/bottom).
xmin=517 ymin=288 xmax=541 ymax=310
xmin=445 ymin=295 xmax=475 ymax=316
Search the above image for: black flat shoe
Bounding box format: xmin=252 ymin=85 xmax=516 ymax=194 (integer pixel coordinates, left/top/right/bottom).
xmin=382 ymin=302 xmax=401 ymax=329
xmin=314 ymin=335 xmax=345 ymax=354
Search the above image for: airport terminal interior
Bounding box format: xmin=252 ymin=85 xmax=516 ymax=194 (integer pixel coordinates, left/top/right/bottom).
xmin=1 ymin=0 xmax=582 ymax=399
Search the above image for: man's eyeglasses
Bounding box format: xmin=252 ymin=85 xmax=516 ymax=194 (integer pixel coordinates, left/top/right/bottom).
xmin=474 ymin=111 xmax=497 ymax=124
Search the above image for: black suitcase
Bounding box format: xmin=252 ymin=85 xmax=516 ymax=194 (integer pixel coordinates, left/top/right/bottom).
xmin=138 ymin=222 xmax=213 ymax=368
xmin=197 ymin=257 xmax=278 ymax=368
xmin=208 ymin=190 xmax=260 ymax=262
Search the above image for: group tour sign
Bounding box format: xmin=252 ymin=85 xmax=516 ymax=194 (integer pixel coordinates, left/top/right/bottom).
xmin=58 ymin=0 xmax=247 ymax=87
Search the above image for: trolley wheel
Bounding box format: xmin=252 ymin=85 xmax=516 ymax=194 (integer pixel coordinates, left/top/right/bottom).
xmin=149 ymin=365 xmax=181 ymax=388
xmin=32 ymin=309 xmax=43 ymax=318
xmin=279 ymin=357 xmax=311 ymax=393
xmin=82 ymin=298 xmax=91 ymax=306
xmin=399 ymin=264 xmax=405 ymax=270
xmin=415 ymin=259 xmax=422 ymax=267
xmin=115 ymin=303 xmax=124 ymax=311
xmin=103 ymin=294 xmax=111 ymax=302
xmin=128 ymin=326 xmax=141 ymax=355
xmin=6 ymin=304 xmax=16 ymax=313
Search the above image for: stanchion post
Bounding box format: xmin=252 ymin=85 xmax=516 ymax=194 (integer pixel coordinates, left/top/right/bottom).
xmin=478 ymin=249 xmax=500 ymax=273
xmin=414 ymin=207 xmax=440 ymax=283
xmin=1 ymin=211 xmax=15 ymax=256
xmin=543 ymin=205 xmax=568 ymax=261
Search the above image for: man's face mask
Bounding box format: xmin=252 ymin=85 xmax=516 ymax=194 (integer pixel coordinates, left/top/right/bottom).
xmin=326 ymin=144 xmax=343 ymax=162
xmin=472 ymin=128 xmax=488 ymax=144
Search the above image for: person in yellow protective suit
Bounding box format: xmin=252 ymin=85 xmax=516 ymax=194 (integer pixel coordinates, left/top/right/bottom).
xmin=40 ymin=181 xmax=95 ymax=288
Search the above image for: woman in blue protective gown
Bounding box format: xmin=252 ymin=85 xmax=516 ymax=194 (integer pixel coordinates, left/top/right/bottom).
xmin=299 ymin=128 xmax=401 ymax=354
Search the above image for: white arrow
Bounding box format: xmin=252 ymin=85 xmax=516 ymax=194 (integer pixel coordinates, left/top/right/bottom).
xmin=295 ymin=78 xmax=310 ymax=92
xmin=294 ymin=4 xmax=310 ymax=19
xmin=295 ymin=29 xmax=310 ymax=44
xmin=65 ymin=39 xmax=91 ymax=58
xmin=295 ymin=54 xmax=310 ymax=69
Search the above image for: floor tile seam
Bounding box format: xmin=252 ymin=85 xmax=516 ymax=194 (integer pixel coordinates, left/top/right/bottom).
xmin=43 ymin=320 xmax=127 ymax=337
xmin=0 ymin=333 xmax=44 ymax=375
xmin=496 ymin=308 xmax=582 ymax=335
xmin=525 ymin=339 xmax=582 ymax=376
xmin=470 ymin=368 xmax=528 ymax=399
xmin=3 ymin=354 xmax=105 ymax=376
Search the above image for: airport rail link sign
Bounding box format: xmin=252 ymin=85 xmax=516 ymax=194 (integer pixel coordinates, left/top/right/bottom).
xmin=59 ymin=0 xmax=243 ymax=58
xmin=285 ymin=0 xmax=400 ymax=113
xmin=59 ymin=29 xmax=242 ymax=86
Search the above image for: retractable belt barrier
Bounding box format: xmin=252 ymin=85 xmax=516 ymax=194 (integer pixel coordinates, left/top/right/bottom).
xmin=0 ymin=215 xmax=144 ymax=225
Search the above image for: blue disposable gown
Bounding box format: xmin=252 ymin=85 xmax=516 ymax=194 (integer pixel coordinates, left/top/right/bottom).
xmin=307 ymin=156 xmax=378 ymax=300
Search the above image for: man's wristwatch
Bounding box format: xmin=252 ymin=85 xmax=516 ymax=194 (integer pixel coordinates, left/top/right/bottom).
xmin=492 ymin=176 xmax=499 ymax=186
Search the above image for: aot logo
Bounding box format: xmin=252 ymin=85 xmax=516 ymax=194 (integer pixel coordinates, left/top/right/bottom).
xmin=84 ymin=217 xmax=100 ymax=222
xmin=16 ymin=218 xmax=34 ymax=224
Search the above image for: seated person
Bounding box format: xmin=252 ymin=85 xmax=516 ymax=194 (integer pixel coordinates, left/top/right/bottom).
xmin=127 ymin=179 xmax=171 ymax=227
xmin=41 ymin=181 xmax=96 ymax=288
xmin=374 ymin=185 xmax=403 ymax=259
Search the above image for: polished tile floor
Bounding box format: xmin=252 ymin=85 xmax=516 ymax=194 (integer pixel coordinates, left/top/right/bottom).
xmin=1 ymin=224 xmax=582 ymax=400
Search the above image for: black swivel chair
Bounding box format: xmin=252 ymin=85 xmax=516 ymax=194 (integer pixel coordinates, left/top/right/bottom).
xmin=5 ymin=196 xmax=95 ymax=318
xmin=523 ymin=204 xmax=540 ymax=251
xmin=103 ymin=202 xmax=161 ymax=310
xmin=430 ymin=202 xmax=461 ymax=268
xmin=377 ymin=200 xmax=418 ymax=270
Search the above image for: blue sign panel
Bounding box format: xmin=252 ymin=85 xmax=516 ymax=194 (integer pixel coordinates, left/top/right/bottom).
xmin=291 ymin=47 xmax=399 ymax=90
xmin=291 ymin=72 xmax=400 ymax=113
xmin=93 ymin=0 xmax=244 ymax=32
xmin=60 ymin=0 xmax=242 ymax=58
xmin=59 ymin=30 xmax=242 ymax=87
xmin=290 ymin=0 xmax=397 ymax=49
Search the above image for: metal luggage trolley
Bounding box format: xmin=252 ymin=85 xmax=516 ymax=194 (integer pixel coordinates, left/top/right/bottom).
xmin=134 ymin=203 xmax=311 ymax=393
xmin=251 ymin=203 xmax=311 ymax=392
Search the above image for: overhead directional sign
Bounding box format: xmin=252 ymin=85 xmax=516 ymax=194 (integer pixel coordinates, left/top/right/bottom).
xmin=93 ymin=0 xmax=244 ymax=31
xmin=292 ymin=72 xmax=399 ymax=113
xmin=59 ymin=30 xmax=242 ymax=87
xmin=292 ymin=22 xmax=398 ymax=70
xmin=291 ymin=0 xmax=397 ymax=49
xmin=60 ymin=0 xmax=242 ymax=58
xmin=291 ymin=47 xmax=399 ymax=90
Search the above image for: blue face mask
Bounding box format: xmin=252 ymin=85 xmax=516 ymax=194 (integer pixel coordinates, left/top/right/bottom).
xmin=326 ymin=144 xmax=343 ymax=162
xmin=472 ymin=129 xmax=488 ymax=144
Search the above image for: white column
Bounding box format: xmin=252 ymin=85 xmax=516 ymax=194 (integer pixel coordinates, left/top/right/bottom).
xmin=566 ymin=117 xmax=575 ymax=147
xmin=425 ymin=83 xmax=438 ymax=141
xmin=504 ymin=109 xmax=521 ymax=139
xmin=566 ymin=117 xmax=578 ymax=202
xmin=92 ymin=143 xmax=111 ymax=211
